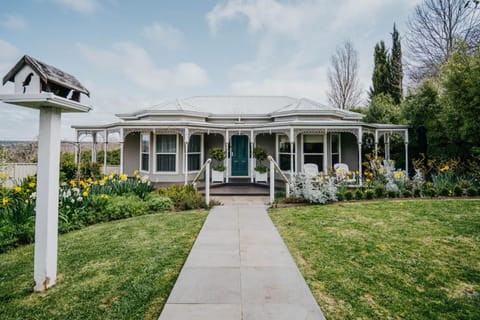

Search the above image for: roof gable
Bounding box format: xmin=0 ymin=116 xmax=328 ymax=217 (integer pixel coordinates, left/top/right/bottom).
xmin=2 ymin=55 xmax=90 ymax=96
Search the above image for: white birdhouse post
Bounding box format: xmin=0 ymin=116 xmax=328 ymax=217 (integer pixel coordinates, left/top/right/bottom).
xmin=0 ymin=55 xmax=91 ymax=292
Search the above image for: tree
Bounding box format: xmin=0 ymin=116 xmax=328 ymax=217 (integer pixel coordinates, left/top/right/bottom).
xmin=441 ymin=44 xmax=480 ymax=159
xmin=363 ymin=93 xmax=401 ymax=124
xmin=390 ymin=24 xmax=403 ymax=104
xmin=405 ymin=0 xmax=480 ymax=82
xmin=369 ymin=41 xmax=391 ymax=98
xmin=327 ymin=41 xmax=362 ymax=109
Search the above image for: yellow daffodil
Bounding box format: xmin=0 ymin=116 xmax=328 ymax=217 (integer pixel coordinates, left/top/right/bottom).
xmin=2 ymin=197 xmax=9 ymax=206
xmin=100 ymin=194 xmax=109 ymax=199
xmin=87 ymin=177 xmax=93 ymax=183
xmin=133 ymin=169 xmax=139 ymax=176
xmin=93 ymin=180 xmax=99 ymax=185
xmin=13 ymin=186 xmax=22 ymax=192
xmin=82 ymin=191 xmax=89 ymax=197
xmin=26 ymin=189 xmax=30 ymax=193
xmin=70 ymin=180 xmax=76 ymax=187
xmin=1 ymin=172 xmax=7 ymax=179
xmin=28 ymin=182 xmax=35 ymax=188
xmin=120 ymin=174 xmax=127 ymax=182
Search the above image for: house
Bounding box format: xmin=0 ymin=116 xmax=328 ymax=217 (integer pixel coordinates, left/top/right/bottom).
xmin=73 ymin=96 xmax=409 ymax=184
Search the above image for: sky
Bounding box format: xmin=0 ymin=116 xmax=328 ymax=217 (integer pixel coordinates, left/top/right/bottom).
xmin=0 ymin=0 xmax=422 ymax=141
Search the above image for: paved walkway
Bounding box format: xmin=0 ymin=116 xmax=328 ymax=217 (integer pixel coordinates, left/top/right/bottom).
xmin=158 ymin=201 xmax=325 ymax=320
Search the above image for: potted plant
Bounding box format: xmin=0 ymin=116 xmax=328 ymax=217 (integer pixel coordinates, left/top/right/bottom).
xmin=210 ymin=147 xmax=226 ymax=183
xmin=253 ymin=146 xmax=268 ymax=183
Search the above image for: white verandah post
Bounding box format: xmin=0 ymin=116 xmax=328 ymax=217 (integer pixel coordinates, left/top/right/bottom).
xmin=405 ymin=129 xmax=409 ymax=174
xmin=119 ymin=128 xmax=124 ymax=174
xmin=103 ymin=130 xmax=108 ymax=175
xmin=33 ymin=108 xmax=61 ymax=292
xmin=358 ymin=128 xmax=363 ymax=186
xmin=184 ymin=128 xmax=189 ymax=185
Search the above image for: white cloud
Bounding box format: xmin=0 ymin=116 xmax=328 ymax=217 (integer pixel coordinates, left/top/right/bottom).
xmin=77 ymin=42 xmax=209 ymax=91
xmin=143 ymin=22 xmax=184 ymax=50
xmin=1 ymin=14 xmax=28 ymax=30
xmin=0 ymin=39 xmax=20 ymax=61
xmin=50 ymin=0 xmax=99 ymax=14
xmin=207 ymin=0 xmax=323 ymax=36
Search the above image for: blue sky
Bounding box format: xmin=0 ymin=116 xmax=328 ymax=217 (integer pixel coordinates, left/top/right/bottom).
xmin=0 ymin=0 xmax=422 ymax=140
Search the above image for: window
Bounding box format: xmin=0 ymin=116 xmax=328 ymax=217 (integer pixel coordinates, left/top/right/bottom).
xmin=188 ymin=135 xmax=202 ymax=171
xmin=140 ymin=133 xmax=150 ymax=172
xmin=331 ymin=134 xmax=341 ymax=165
xmin=303 ymin=135 xmax=324 ymax=171
xmin=278 ymin=135 xmax=295 ymax=171
xmin=156 ymin=134 xmax=177 ymax=172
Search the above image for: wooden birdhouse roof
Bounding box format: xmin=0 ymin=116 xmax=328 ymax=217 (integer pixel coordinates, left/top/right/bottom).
xmin=2 ymin=55 xmax=90 ymax=97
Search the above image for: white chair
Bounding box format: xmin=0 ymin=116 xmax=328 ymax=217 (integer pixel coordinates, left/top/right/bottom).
xmin=334 ymin=163 xmax=356 ymax=184
xmin=303 ymin=163 xmax=319 ymax=177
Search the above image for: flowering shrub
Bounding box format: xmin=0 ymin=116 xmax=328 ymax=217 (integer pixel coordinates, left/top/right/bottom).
xmin=0 ymin=170 xmax=165 ymax=252
xmin=289 ymin=174 xmax=337 ymax=204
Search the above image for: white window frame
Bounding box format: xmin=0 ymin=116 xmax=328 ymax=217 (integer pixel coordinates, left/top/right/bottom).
xmin=154 ymin=133 xmax=178 ymax=174
xmin=187 ymin=134 xmax=203 ymax=173
xmin=140 ymin=133 xmax=150 ymax=173
xmin=331 ymin=133 xmax=342 ymax=165
xmin=301 ymin=134 xmax=325 ymax=172
xmin=276 ymin=134 xmax=294 ymax=171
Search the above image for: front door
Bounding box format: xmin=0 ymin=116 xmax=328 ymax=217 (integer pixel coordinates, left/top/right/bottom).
xmin=231 ymin=135 xmax=249 ymax=176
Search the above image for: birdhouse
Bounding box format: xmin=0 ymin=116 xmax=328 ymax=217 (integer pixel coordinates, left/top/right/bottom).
xmin=1 ymin=55 xmax=91 ymax=111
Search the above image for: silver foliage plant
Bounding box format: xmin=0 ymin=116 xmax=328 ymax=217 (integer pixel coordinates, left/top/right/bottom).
xmin=289 ymin=174 xmax=338 ymax=204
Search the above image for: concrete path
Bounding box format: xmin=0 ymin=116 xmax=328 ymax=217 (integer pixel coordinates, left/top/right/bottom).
xmin=158 ymin=202 xmax=325 ymax=320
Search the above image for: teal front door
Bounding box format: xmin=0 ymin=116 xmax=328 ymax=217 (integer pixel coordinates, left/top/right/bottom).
xmin=231 ymin=135 xmax=249 ymax=176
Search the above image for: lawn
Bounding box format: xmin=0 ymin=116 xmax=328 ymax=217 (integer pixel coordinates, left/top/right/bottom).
xmin=269 ymin=199 xmax=480 ymax=320
xmin=0 ymin=210 xmax=207 ymax=320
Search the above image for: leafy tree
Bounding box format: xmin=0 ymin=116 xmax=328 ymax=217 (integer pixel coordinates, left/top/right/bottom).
xmin=327 ymin=41 xmax=363 ymax=109
xmin=441 ymin=44 xmax=480 ymax=159
xmin=364 ymin=94 xmax=401 ymax=124
xmin=390 ymin=24 xmax=403 ymax=104
xmin=370 ymin=41 xmax=391 ymax=98
xmin=405 ymin=0 xmax=480 ymax=82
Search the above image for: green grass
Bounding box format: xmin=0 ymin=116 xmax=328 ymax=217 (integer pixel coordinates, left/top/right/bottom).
xmin=269 ymin=199 xmax=480 ymax=319
xmin=0 ymin=210 xmax=207 ymax=320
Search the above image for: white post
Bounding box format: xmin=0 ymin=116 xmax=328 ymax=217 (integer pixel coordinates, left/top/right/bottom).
xmin=119 ymin=129 xmax=124 ymax=174
xmin=103 ymin=130 xmax=108 ymax=175
xmin=250 ymin=142 xmax=255 ymax=183
xmin=91 ymin=132 xmax=97 ymax=163
xmin=290 ymin=127 xmax=294 ymax=176
xmin=184 ymin=141 xmax=189 ymax=185
xmin=358 ymin=142 xmax=363 ymax=186
xmin=374 ymin=130 xmax=379 ymax=160
xmin=323 ymin=133 xmax=328 ymax=174
xmin=385 ymin=133 xmax=390 ymax=161
xmin=405 ymin=130 xmax=409 ymax=174
xmin=225 ymin=135 xmax=229 ymax=183
xmin=34 ymin=108 xmax=61 ymax=292
xmin=270 ymin=159 xmax=275 ymax=203
xmin=205 ymin=161 xmax=210 ymax=206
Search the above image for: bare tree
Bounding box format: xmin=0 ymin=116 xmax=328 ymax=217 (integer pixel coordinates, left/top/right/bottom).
xmin=327 ymin=41 xmax=362 ymax=110
xmin=406 ymin=0 xmax=480 ymax=82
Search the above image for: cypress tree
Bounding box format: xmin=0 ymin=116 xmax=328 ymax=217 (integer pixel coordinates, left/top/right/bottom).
xmin=390 ymin=23 xmax=403 ymax=104
xmin=369 ymin=41 xmax=390 ymax=98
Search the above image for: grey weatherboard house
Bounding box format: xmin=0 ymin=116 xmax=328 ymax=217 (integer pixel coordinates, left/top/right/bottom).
xmin=73 ymin=96 xmax=409 ymax=185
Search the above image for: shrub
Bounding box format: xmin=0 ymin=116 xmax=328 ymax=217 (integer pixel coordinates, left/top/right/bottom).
xmin=374 ymin=185 xmax=385 ymax=198
xmin=60 ymin=152 xmax=77 ymax=181
xmin=354 ymin=189 xmax=363 ymax=200
xmin=438 ymin=188 xmax=450 ymax=197
xmin=467 ymin=187 xmax=478 ymax=197
xmin=145 ymin=194 xmax=173 ymax=212
xmin=413 ymin=188 xmax=422 ymax=198
xmin=365 ymin=189 xmax=375 ymax=200
xmin=453 ymin=185 xmax=463 ymax=197
xmin=344 ymin=191 xmax=353 ymax=201
xmin=336 ymin=193 xmax=344 ymax=201
xmin=283 ymin=197 xmax=306 ymax=204
xmin=424 ymin=188 xmax=437 ymax=197
xmin=387 ymin=190 xmax=398 ymax=198
xmin=104 ymin=195 xmax=150 ymax=220
xmin=157 ymin=185 xmax=207 ymax=210
xmin=402 ymin=190 xmax=412 ymax=198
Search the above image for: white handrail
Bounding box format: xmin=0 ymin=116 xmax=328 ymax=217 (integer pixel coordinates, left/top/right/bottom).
xmin=191 ymin=158 xmax=212 ymax=206
xmin=267 ymin=155 xmax=290 ymax=203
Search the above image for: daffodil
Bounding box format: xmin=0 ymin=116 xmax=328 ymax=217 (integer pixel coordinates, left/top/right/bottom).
xmin=120 ymin=174 xmax=127 ymax=182
xmin=133 ymin=169 xmax=139 ymax=176
xmin=1 ymin=172 xmax=7 ymax=179
xmin=2 ymin=197 xmax=9 ymax=206
xmin=100 ymin=194 xmax=109 ymax=199
xmin=82 ymin=191 xmax=89 ymax=197
xmin=28 ymin=182 xmax=35 ymax=188
xmin=70 ymin=180 xmax=76 ymax=187
xmin=13 ymin=186 xmax=22 ymax=192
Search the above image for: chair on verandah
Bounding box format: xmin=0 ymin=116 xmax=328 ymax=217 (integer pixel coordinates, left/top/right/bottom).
xmin=303 ymin=163 xmax=319 ymax=178
xmin=334 ymin=163 xmax=356 ymax=184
